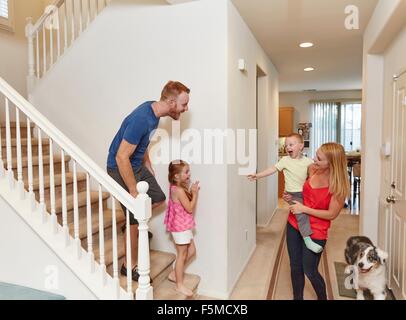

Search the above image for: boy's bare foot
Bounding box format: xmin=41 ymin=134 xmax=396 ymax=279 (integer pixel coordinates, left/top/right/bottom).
xmin=175 ymin=285 xmax=193 ymax=297
xmin=168 ymin=271 xmax=176 ymax=283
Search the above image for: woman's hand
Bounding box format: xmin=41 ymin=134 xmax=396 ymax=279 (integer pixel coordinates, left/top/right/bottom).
xmin=191 ymin=181 xmax=200 ymax=194
xmin=282 ymin=192 xmax=293 ymax=203
xmin=247 ymin=174 xmax=258 ymax=181
xmin=289 ymin=201 xmax=306 ymax=215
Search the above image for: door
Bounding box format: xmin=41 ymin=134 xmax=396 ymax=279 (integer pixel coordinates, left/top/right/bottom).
xmin=387 ymin=71 xmax=406 ymax=300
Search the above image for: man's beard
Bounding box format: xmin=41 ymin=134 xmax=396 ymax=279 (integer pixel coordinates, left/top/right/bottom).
xmin=169 ymin=111 xmax=180 ymax=120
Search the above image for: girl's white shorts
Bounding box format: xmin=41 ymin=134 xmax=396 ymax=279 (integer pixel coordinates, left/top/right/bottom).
xmin=172 ymin=230 xmax=193 ymax=245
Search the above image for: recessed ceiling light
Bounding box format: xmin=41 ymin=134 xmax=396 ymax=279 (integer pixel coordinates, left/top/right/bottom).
xmin=300 ymin=42 xmax=314 ymax=48
xmin=304 ymin=67 xmax=315 ymax=72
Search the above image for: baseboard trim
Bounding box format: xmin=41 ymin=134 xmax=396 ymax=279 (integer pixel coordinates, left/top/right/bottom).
xmin=226 ymin=244 xmax=257 ymax=298
xmin=257 ymin=207 xmax=278 ymax=228
xmin=266 ymin=226 xmax=287 ymax=300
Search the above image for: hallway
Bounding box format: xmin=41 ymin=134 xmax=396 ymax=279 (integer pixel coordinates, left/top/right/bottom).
xmin=229 ymin=198 xmax=359 ymax=300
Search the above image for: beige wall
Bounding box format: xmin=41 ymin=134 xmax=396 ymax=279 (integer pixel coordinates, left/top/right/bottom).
xmin=0 ymin=0 xmax=47 ymax=98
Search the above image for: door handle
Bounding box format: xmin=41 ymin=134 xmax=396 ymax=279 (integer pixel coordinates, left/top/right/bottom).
xmin=391 ymin=182 xmax=396 ymax=189
xmin=386 ymin=196 xmax=396 ymax=204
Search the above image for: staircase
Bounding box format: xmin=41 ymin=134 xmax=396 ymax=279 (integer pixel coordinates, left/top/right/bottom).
xmin=3 ymin=0 xmax=202 ymax=300
xmin=0 ymin=77 xmax=200 ymax=299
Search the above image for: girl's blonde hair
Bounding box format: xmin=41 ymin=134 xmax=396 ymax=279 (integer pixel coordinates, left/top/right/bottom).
xmin=168 ymin=160 xmax=193 ymax=200
xmin=319 ymin=143 xmax=350 ymax=201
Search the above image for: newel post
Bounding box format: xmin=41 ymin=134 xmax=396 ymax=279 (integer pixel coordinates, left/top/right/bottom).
xmin=25 ymin=17 xmax=36 ymax=94
xmin=135 ymin=181 xmax=153 ymax=300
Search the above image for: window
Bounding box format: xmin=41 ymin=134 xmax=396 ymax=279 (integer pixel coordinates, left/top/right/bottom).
xmin=340 ymin=103 xmax=362 ymax=152
xmin=0 ymin=0 xmax=14 ymax=32
xmin=310 ymin=100 xmax=362 ymax=156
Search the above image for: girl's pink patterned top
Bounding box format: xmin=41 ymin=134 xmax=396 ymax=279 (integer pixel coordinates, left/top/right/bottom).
xmin=164 ymin=185 xmax=196 ymax=232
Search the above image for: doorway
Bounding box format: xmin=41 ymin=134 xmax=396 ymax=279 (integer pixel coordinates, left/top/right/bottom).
xmin=256 ymin=65 xmax=268 ymax=226
xmin=379 ymin=70 xmax=406 ymax=300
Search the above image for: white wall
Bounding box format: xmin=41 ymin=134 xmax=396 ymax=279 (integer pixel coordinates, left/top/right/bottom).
xmin=0 ymin=197 xmax=97 ymax=300
xmin=227 ymin=1 xmax=279 ymax=295
xmin=361 ymin=0 xmax=406 ymax=243
xmin=31 ymin=0 xmax=230 ymax=298
xmin=279 ymin=90 xmax=362 ymax=132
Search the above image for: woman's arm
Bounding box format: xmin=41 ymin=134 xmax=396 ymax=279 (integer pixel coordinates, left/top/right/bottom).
xmin=289 ymin=196 xmax=344 ymax=221
xmin=175 ymin=184 xmax=199 ymax=214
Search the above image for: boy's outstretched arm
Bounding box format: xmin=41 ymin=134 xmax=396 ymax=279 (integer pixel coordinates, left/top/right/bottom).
xmin=248 ymin=166 xmax=278 ymax=181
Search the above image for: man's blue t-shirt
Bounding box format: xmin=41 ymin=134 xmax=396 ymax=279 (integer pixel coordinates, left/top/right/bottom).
xmin=107 ymin=101 xmax=159 ymax=169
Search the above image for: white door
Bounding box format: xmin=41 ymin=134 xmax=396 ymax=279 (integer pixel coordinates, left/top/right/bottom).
xmin=387 ymin=71 xmax=406 ymax=300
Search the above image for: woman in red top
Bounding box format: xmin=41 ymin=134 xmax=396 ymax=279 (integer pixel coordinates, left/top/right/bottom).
xmin=284 ymin=143 xmax=350 ymax=300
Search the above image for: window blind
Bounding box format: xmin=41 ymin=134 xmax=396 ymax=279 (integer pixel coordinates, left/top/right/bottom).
xmin=0 ymin=0 xmax=8 ymax=19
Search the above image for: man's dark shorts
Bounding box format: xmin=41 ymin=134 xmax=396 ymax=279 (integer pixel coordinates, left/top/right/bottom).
xmin=107 ymin=166 xmax=166 ymax=225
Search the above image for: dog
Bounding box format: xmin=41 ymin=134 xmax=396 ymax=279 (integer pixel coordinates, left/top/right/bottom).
xmin=344 ymin=236 xmax=388 ymax=300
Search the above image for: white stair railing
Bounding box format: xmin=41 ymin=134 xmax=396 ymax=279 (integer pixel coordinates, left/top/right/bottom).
xmin=0 ymin=77 xmax=153 ymax=300
xmin=25 ymin=0 xmax=110 ymax=93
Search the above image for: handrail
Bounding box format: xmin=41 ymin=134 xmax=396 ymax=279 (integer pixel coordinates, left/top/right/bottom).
xmin=29 ymin=0 xmax=64 ymax=37
xmin=0 ymin=76 xmax=138 ymax=217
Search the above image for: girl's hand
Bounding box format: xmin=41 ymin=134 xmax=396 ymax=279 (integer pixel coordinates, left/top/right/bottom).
xmin=191 ymin=181 xmax=200 ymax=194
xmin=247 ymin=174 xmax=258 ymax=181
xmin=289 ymin=201 xmax=306 ymax=215
xmin=282 ymin=192 xmax=292 ymax=203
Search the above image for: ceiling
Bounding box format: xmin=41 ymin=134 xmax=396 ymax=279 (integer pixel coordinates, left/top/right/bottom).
xmin=232 ymin=0 xmax=379 ymax=92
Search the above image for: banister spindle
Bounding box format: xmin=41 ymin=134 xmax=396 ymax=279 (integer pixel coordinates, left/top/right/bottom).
xmin=42 ymin=25 xmax=47 ymax=75
xmin=126 ymin=208 xmax=132 ymax=295
xmin=15 ymin=108 xmax=24 ymax=199
xmin=56 ymin=8 xmax=61 ymax=58
xmin=63 ymin=1 xmax=68 ymax=50
xmin=37 ymin=128 xmax=46 ymax=222
xmin=71 ymin=0 xmax=76 ymax=45
xmin=73 ymin=160 xmax=81 ymax=258
xmin=5 ymin=98 xmax=14 ymax=189
xmin=111 ymin=198 xmax=120 ymax=297
xmin=49 ymin=138 xmax=57 ymax=233
xmin=98 ymin=184 xmax=106 ymax=285
xmin=61 ymin=149 xmax=69 ymax=246
xmin=87 ymin=0 xmax=91 ymax=27
xmin=79 ymin=0 xmax=83 ymax=33
xmin=26 ymin=118 xmax=35 ymax=211
xmin=36 ymin=31 xmax=40 ymax=78
xmin=49 ymin=19 xmax=54 ymax=66
xmin=86 ymin=172 xmax=95 ymax=272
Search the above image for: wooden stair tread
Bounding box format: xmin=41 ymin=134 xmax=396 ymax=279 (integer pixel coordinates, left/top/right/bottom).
xmin=153 ymin=274 xmax=201 ymax=300
xmin=48 ymin=190 xmax=110 ymax=214
xmin=1 ymin=122 xmax=35 ymax=128
xmin=117 ymin=249 xmax=176 ymax=289
xmin=1 ymin=138 xmax=50 ymax=146
xmin=10 ymin=154 xmax=71 ymax=168
xmin=30 ymin=172 xmax=87 ymax=190
xmin=69 ymin=208 xmax=126 ymax=240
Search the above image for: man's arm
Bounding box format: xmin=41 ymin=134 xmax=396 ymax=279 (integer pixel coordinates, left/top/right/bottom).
xmin=116 ymin=140 xmax=138 ymax=198
xmin=143 ymin=149 xmax=155 ymax=176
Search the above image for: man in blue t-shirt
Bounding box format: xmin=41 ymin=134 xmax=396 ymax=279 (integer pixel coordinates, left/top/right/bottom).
xmin=107 ymin=81 xmax=190 ymax=281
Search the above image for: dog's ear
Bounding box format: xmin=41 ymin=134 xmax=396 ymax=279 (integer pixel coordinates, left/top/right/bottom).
xmin=376 ymin=248 xmax=388 ymax=264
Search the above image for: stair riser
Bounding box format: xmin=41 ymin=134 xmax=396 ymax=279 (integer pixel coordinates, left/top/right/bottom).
xmin=82 ymin=225 xmax=124 ymax=267
xmin=33 ymin=179 xmax=87 ymax=204
xmin=8 ymin=161 xmax=69 ymax=181
xmin=54 ymin=198 xmax=109 ymax=224
xmin=1 ymin=127 xmax=33 ymax=138
xmin=1 ymin=145 xmax=50 ymax=159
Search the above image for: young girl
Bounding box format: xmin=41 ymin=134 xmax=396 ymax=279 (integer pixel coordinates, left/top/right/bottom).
xmin=164 ymin=160 xmax=200 ymax=297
